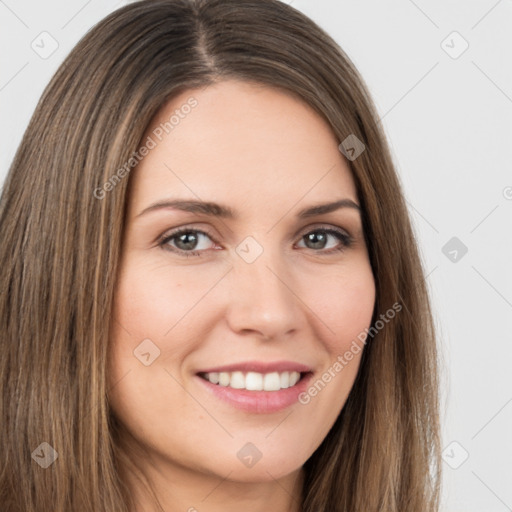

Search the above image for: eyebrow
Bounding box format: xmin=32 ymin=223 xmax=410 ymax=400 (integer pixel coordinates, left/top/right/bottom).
xmin=135 ymin=198 xmax=361 ymax=219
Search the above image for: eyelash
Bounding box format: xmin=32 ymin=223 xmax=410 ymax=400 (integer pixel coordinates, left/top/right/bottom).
xmin=158 ymin=225 xmax=353 ymax=258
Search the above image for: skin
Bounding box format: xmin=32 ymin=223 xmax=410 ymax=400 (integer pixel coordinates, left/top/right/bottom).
xmin=107 ymin=79 xmax=376 ymax=512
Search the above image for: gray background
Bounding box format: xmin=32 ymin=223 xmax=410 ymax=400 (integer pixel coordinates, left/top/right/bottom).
xmin=1 ymin=1 xmax=511 ymax=510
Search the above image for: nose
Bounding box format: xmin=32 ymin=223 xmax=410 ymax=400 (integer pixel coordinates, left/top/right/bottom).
xmin=224 ymin=244 xmax=303 ymax=341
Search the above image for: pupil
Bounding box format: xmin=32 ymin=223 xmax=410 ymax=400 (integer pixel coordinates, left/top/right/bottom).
xmin=306 ymin=232 xmax=326 ymax=249
xmin=177 ymin=232 xmax=197 ymax=250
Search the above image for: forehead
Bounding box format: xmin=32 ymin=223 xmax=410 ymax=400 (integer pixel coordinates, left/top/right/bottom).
xmin=128 ymin=80 xmax=358 ymax=211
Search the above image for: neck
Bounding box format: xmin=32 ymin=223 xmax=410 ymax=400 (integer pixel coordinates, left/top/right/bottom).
xmin=122 ymin=456 xmax=304 ymax=512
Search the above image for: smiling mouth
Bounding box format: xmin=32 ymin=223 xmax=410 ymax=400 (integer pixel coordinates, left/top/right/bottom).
xmin=198 ymin=370 xmax=309 ymax=391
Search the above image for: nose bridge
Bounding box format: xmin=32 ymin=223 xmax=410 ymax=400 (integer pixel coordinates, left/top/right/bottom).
xmin=227 ymin=234 xmax=300 ymax=336
xmin=236 ymin=237 xmax=289 ymax=300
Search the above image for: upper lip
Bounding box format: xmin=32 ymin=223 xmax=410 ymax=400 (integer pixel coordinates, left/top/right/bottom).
xmin=196 ymin=360 xmax=313 ymax=374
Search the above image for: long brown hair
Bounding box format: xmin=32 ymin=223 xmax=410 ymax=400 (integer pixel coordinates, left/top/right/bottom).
xmin=0 ymin=0 xmax=441 ymax=510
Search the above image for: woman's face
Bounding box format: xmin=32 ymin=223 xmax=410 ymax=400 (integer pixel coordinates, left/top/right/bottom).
xmin=108 ymin=79 xmax=375 ymax=487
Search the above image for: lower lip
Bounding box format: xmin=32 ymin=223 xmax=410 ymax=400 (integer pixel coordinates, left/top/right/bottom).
xmin=196 ymin=373 xmax=314 ymax=413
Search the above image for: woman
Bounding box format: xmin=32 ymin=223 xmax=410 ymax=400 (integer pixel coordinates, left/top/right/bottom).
xmin=0 ymin=0 xmax=441 ymax=510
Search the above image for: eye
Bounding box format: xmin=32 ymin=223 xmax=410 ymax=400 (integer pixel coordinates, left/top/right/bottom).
xmin=297 ymin=227 xmax=352 ymax=253
xmin=159 ymin=228 xmax=217 ymax=257
xmin=158 ymin=225 xmax=353 ymax=257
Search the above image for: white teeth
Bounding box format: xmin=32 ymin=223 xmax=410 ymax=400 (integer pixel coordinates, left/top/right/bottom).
xmin=230 ymin=371 xmax=245 ymax=389
xmin=245 ymin=372 xmax=263 ymax=391
xmin=263 ymin=372 xmax=281 ymax=391
xmin=202 ymin=370 xmax=302 ymax=391
xmin=218 ymin=372 xmax=230 ymax=386
xmin=208 ymin=372 xmax=219 ymax=384
xmin=289 ymin=371 xmax=300 ymax=386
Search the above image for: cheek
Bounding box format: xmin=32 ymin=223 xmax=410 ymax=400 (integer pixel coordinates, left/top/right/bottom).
xmin=114 ymin=261 xmax=196 ymax=332
xmin=291 ymin=265 xmax=374 ymax=448
xmin=106 ymin=263 xmax=204 ymax=452
xmin=294 ymin=260 xmax=375 ymax=410
xmin=304 ymin=260 xmax=376 ymax=353
xmin=111 ymin=259 xmax=217 ymax=356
